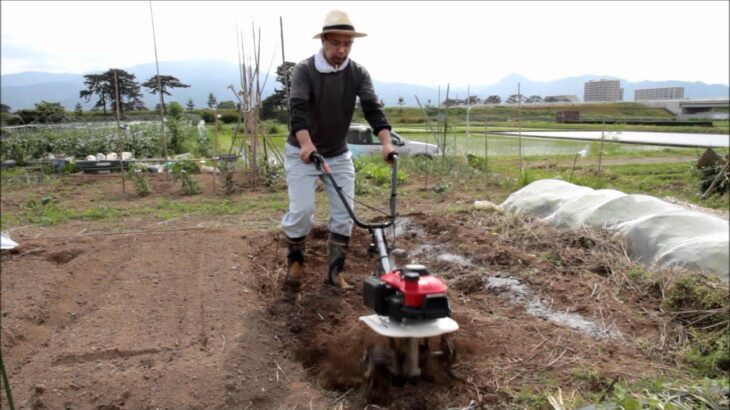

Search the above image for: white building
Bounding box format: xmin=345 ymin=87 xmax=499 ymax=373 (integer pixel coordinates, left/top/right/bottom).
xmin=634 ymin=87 xmax=685 ymax=101
xmin=584 ymin=79 xmax=623 ymax=102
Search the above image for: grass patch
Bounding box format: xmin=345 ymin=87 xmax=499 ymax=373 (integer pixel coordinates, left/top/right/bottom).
xmin=661 ymin=274 xmax=729 ymax=378
xmin=11 ymin=193 xmax=288 ymax=227
xmin=549 ymin=377 xmax=730 ymax=409
xmin=466 ymin=156 xmax=728 ymax=210
xmin=152 ymin=198 xmax=269 ymax=220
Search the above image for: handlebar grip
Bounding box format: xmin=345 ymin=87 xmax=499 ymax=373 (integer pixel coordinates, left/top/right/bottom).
xmin=309 ymin=151 xmax=329 ymax=172
xmin=309 ymin=151 xmax=323 ymax=164
xmin=387 ymin=152 xmax=398 ymax=162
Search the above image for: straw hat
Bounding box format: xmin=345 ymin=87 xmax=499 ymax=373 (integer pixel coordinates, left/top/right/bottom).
xmin=312 ymin=10 xmax=367 ymax=39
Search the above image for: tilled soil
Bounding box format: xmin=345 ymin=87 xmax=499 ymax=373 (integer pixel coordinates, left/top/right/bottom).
xmin=1 ymin=174 xmax=685 ymax=409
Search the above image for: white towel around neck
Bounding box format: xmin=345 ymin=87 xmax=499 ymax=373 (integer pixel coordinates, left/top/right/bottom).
xmin=314 ymin=48 xmax=350 ymax=73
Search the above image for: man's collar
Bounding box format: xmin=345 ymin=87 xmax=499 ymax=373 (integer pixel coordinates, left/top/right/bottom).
xmin=314 ymin=48 xmax=349 ymax=73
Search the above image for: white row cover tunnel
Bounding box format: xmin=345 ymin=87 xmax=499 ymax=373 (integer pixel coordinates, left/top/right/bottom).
xmin=500 ymin=179 xmax=729 ymax=282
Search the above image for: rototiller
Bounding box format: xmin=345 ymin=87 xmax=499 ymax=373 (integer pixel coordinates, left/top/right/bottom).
xmin=310 ymin=152 xmax=459 ymax=402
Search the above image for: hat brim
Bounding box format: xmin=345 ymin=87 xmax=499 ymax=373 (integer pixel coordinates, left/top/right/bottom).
xmin=313 ymin=30 xmax=367 ymax=39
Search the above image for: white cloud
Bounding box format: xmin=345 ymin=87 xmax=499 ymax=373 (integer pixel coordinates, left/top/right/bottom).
xmin=1 ymin=1 xmax=728 ymax=85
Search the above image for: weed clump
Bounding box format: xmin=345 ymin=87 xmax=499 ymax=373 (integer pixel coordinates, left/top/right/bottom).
xmin=663 ymin=274 xmax=729 ymax=377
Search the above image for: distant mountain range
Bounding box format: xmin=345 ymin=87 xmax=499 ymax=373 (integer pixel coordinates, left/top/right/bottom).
xmin=1 ymin=60 xmax=728 ymax=110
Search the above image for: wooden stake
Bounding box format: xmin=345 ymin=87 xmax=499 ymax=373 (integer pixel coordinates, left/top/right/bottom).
xmin=414 ymin=95 xmax=436 ymax=191
xmin=148 ymin=0 xmax=168 ymax=160
xmin=280 ymin=16 xmax=291 ymax=130
xmin=113 ymin=69 xmax=125 ymax=194
xmin=518 ymin=82 xmax=523 ymax=178
xmin=484 ymin=121 xmax=489 ymax=188
xmin=443 ymin=83 xmax=450 ymax=160
xmin=598 ymin=121 xmax=605 ymax=174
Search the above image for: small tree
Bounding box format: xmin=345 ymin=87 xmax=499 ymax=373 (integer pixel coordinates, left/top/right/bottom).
xmin=398 ymin=97 xmax=405 ymax=112
xmin=34 ymin=101 xmax=66 ymax=123
xmin=79 ymin=73 xmax=109 ymax=113
xmin=167 ymin=101 xmax=184 ymax=120
xmin=165 ymin=102 xmax=186 ymax=153
xmin=186 ymin=98 xmax=195 ymax=112
xmin=0 ymin=103 xmax=10 ymax=113
xmin=484 ymin=95 xmax=501 ymax=104
xmin=526 ymin=95 xmax=543 ymax=103
xmin=217 ymin=101 xmax=237 ymax=110
xmin=74 ymin=102 xmax=84 ymax=118
xmin=443 ymin=98 xmax=461 ymax=107
xmin=207 ymin=93 xmax=218 ymax=109
xmin=14 ymin=109 xmax=37 ymax=124
xmin=80 ymin=69 xmax=143 ymax=116
xmin=269 ymin=61 xmax=296 ymax=113
xmin=142 ymin=75 xmax=190 ymax=115
xmin=506 ymin=94 xmax=526 ymax=104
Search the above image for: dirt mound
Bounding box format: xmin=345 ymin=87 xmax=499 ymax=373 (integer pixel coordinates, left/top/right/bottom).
xmin=244 ymin=211 xmax=674 ymax=408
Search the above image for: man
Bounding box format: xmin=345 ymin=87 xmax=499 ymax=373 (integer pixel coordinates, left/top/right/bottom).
xmin=281 ymin=10 xmax=395 ymax=290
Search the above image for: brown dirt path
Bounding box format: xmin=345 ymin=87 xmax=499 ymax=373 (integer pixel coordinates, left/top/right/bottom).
xmin=1 ymin=228 xmax=330 ymax=409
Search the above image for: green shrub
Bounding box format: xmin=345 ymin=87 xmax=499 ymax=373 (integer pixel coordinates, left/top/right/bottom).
xmin=220 ymin=111 xmax=240 ymax=124
xmin=354 ymin=155 xmax=408 ymax=185
xmin=170 ymin=161 xmax=201 ymax=195
xmin=167 ymin=102 xmax=184 ymax=120
xmin=200 ymin=109 xmax=216 ymax=123
xmin=125 ymin=164 xmax=151 ymax=197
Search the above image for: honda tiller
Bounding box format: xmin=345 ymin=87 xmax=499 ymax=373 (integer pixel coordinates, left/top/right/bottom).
xmin=310 ymin=152 xmax=459 ymax=401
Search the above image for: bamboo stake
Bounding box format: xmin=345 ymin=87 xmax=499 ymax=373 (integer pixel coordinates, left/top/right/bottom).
xmin=148 ymin=0 xmax=168 ymax=160
xmin=466 ymin=84 xmax=470 ymax=146
xmin=484 ymin=121 xmax=489 ymax=187
xmin=239 ymin=29 xmax=249 ymax=175
xmin=598 ymin=121 xmax=606 ymax=174
xmin=254 ymin=24 xmax=262 ymax=98
xmin=0 ymin=351 xmax=15 ymax=410
xmin=414 ymin=95 xmax=437 ymax=191
xmin=280 ymin=16 xmax=291 ymax=130
xmin=518 ymin=82 xmax=523 ymax=178
xmin=236 ymin=25 xmax=245 ymax=103
xmin=113 ymin=69 xmax=125 ymax=194
xmin=443 ymin=83 xmax=450 ymax=160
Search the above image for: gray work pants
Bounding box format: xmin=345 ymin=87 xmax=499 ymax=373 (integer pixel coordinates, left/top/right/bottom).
xmin=281 ymin=143 xmax=355 ymax=239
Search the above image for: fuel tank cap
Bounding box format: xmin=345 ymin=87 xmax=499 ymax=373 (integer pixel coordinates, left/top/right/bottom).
xmin=402 ymin=264 xmax=431 ymax=276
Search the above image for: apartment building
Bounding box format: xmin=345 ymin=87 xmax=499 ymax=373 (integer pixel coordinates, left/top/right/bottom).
xmin=584 ymin=79 xmax=623 ymax=102
xmin=634 ymin=87 xmax=684 ymax=101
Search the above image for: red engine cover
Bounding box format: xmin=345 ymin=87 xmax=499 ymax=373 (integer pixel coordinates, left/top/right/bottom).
xmin=380 ymin=264 xmax=447 ymax=308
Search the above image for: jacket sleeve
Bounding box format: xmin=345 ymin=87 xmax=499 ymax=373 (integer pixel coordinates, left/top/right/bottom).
xmin=357 ymin=66 xmax=391 ymax=136
xmin=289 ymin=63 xmax=310 ymax=134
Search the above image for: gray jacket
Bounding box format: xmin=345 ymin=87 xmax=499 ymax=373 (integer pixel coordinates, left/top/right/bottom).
xmin=287 ymin=56 xmax=391 ymax=157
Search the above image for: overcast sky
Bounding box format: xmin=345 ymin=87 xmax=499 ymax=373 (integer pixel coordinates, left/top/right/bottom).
xmin=2 ymin=1 xmax=728 ymax=86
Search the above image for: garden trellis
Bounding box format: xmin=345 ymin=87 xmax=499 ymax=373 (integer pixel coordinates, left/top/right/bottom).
xmin=228 ymin=21 xmax=284 ymax=187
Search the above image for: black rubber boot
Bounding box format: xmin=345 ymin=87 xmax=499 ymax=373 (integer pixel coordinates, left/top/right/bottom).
xmin=325 ymin=233 xmax=353 ymax=289
xmin=284 ymin=236 xmax=305 ymax=290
